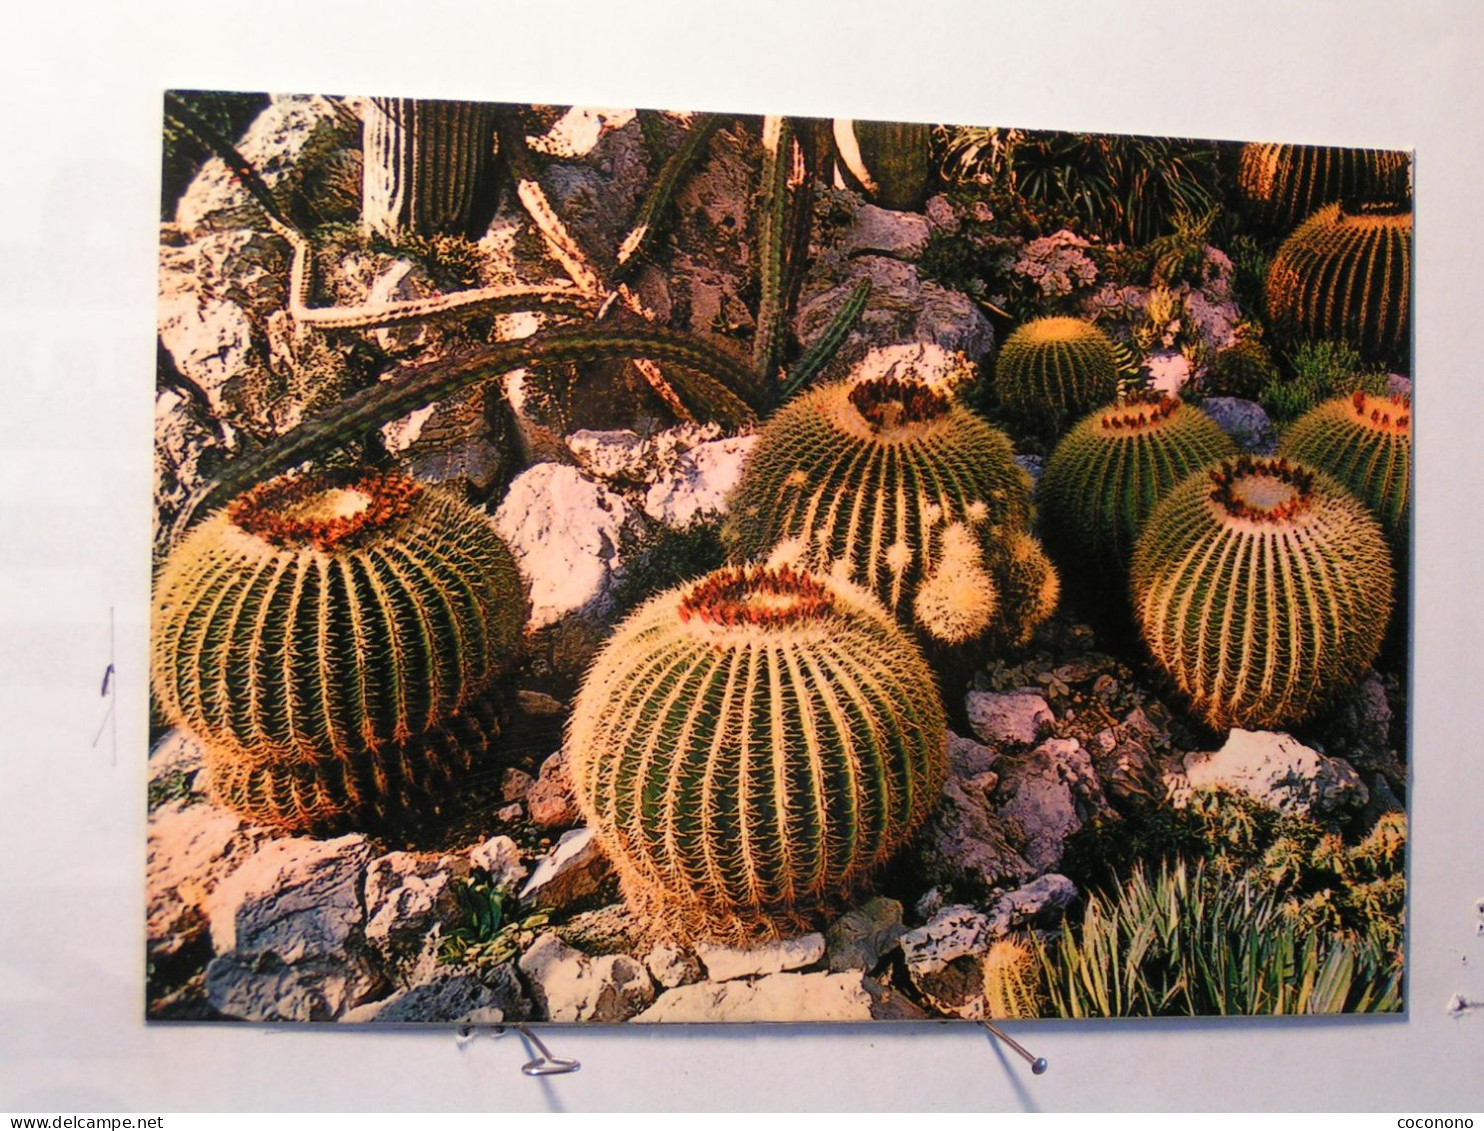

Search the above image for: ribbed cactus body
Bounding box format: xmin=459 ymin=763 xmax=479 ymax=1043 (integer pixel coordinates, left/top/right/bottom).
xmin=995 ymin=317 xmax=1121 ymax=432
xmin=151 ymin=471 xmax=526 ymax=830
xmin=1039 ymin=395 xmax=1237 ymax=587
xmin=1131 ymin=456 xmax=1393 ymax=730
xmin=566 ymin=566 xmax=948 ymax=941
xmin=362 ymin=98 xmax=497 ymax=237
xmin=1265 ymin=203 xmax=1412 ymax=364
xmin=982 ymin=939 xmax=1044 ymax=1020
xmin=852 ymin=120 xmax=934 ymax=212
xmin=1237 ymin=143 xmax=1409 ymax=232
xmin=1200 ymin=338 xmax=1279 ymax=400
xmin=1280 ymin=391 xmax=1411 ymax=549
xmin=725 ymin=375 xmax=1049 ymax=648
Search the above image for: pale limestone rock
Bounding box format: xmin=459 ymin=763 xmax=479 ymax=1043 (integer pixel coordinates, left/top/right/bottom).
xmin=694 ymin=933 xmax=826 ymax=982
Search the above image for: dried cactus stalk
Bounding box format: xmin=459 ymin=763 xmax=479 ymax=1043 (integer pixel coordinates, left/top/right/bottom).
xmin=982 ymin=938 xmax=1045 ymax=1020
xmin=1131 ymin=455 xmax=1394 ymax=730
xmin=1280 ymin=390 xmax=1411 ymax=550
xmin=1237 ymin=143 xmax=1410 ymax=232
xmin=363 ymin=98 xmax=497 ymax=237
xmin=994 ymin=317 xmax=1121 ymax=433
xmin=847 ymin=120 xmax=934 ymax=212
xmin=152 ymin=470 xmax=526 ymax=830
xmin=1264 ymin=202 xmax=1412 ymax=364
xmin=1038 ymin=394 xmax=1237 ymax=586
xmin=566 ymin=565 xmax=947 ymax=942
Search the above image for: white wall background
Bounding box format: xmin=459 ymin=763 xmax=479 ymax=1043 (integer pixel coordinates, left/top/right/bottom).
xmin=2 ymin=0 xmax=1481 ymax=1112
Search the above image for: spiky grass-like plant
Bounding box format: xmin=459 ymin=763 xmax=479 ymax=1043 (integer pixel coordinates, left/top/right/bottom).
xmin=151 ymin=470 xmax=526 ymax=830
xmin=566 ymin=565 xmax=948 ymax=943
xmin=1236 ymin=143 xmax=1410 ymax=232
xmin=1130 ymin=455 xmax=1393 ymax=730
xmin=1264 ymin=203 xmax=1412 ymax=365
xmin=1038 ymin=394 xmax=1236 ymax=590
xmin=1279 ymin=390 xmax=1411 ymax=551
xmin=724 ymin=374 xmax=1053 ymax=649
xmin=994 ymin=317 xmax=1120 ymax=434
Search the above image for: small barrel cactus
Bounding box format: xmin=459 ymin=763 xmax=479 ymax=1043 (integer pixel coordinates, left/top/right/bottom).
xmin=1280 ymin=389 xmax=1411 ymax=549
xmin=1038 ymin=394 xmax=1237 ymax=589
xmin=994 ymin=317 xmax=1121 ymax=434
xmin=1131 ymin=455 xmax=1393 ymax=730
xmin=362 ymin=97 xmax=498 ymax=237
xmin=725 ymin=373 xmax=1054 ymax=649
xmin=849 ymin=119 xmax=934 ymax=212
xmin=151 ymin=470 xmax=526 ymax=830
xmin=1199 ymin=337 xmax=1279 ymax=400
xmin=1237 ymin=143 xmax=1410 ymax=232
xmin=565 ymin=565 xmax=948 ymax=942
xmin=1264 ymin=202 xmax=1412 ymax=365
xmin=982 ymin=938 xmax=1044 ymax=1020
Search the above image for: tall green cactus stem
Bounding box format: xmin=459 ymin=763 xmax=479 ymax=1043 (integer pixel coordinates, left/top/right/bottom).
xmin=615 ymin=112 xmax=727 ymax=281
xmin=1237 ymin=143 xmax=1410 ymax=232
xmin=779 ymin=278 xmax=871 ymax=402
xmin=1130 ymin=455 xmax=1394 ymax=730
xmin=994 ymin=317 xmax=1121 ymax=434
xmin=363 ymin=98 xmax=497 ymax=237
xmin=1038 ymin=394 xmax=1236 ymax=589
xmin=1264 ymin=203 xmax=1412 ymax=365
xmin=837 ymin=120 xmax=934 ymax=212
xmin=565 ymin=565 xmax=948 ymax=942
xmin=1280 ymin=390 xmax=1411 ymax=550
xmin=151 ymin=470 xmax=526 ymax=830
xmin=724 ymin=375 xmax=1040 ymax=646
xmin=752 ymin=116 xmax=796 ymax=384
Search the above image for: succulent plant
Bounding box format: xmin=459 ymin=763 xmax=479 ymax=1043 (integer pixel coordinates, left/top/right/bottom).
xmin=1199 ymin=336 xmax=1280 ymax=400
xmin=362 ymin=98 xmax=498 ymax=237
xmin=1264 ymin=203 xmax=1412 ymax=365
xmin=994 ymin=317 xmax=1121 ymax=433
xmin=1237 ymin=143 xmax=1410 ymax=232
xmin=565 ymin=565 xmax=948 ymax=942
xmin=725 ymin=373 xmax=1055 ymax=649
xmin=982 ymin=938 xmax=1044 ymax=1020
xmin=151 ymin=470 xmax=526 ymax=830
xmin=1038 ymin=394 xmax=1237 ymax=590
xmin=1130 ymin=455 xmax=1393 ymax=730
xmin=836 ymin=119 xmax=934 ymax=212
xmin=1280 ymin=390 xmax=1411 ymax=550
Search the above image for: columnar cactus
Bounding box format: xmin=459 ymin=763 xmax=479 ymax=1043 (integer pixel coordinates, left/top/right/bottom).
xmin=565 ymin=565 xmax=948 ymax=942
xmin=1280 ymin=390 xmax=1411 ymax=550
xmin=847 ymin=119 xmax=934 ymax=212
xmin=362 ymin=98 xmax=498 ymax=237
xmin=1038 ymin=394 xmax=1236 ymax=589
xmin=1236 ymin=143 xmax=1410 ymax=232
xmin=1264 ymin=203 xmax=1412 ymax=365
xmin=151 ymin=470 xmax=526 ymax=830
xmin=1130 ymin=456 xmax=1394 ymax=730
xmin=725 ymin=372 xmax=1054 ymax=649
xmin=994 ymin=317 xmax=1121 ymax=433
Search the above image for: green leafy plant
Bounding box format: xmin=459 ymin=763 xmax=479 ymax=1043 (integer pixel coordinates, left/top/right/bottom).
xmin=439 ymin=873 xmax=553 ymax=966
xmin=1259 ymin=339 xmax=1388 ymax=424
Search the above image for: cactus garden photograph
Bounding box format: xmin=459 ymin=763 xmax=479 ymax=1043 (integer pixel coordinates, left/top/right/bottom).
xmin=149 ymin=92 xmax=1412 ymax=1025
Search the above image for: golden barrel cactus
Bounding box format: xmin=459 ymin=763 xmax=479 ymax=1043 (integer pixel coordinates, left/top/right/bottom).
xmin=1237 ymin=143 xmax=1409 ymax=232
xmin=994 ymin=317 xmax=1121 ymax=434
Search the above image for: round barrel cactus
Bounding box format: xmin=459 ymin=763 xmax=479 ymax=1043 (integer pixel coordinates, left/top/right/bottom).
xmin=1038 ymin=394 xmax=1236 ymax=589
xmin=1264 ymin=202 xmax=1412 ymax=365
xmin=1130 ymin=455 xmax=1394 ymax=730
xmin=1280 ymin=389 xmax=1411 ymax=550
xmin=851 ymin=120 xmax=934 ymax=212
xmin=994 ymin=317 xmax=1121 ymax=433
xmin=1237 ymin=143 xmax=1409 ymax=232
xmin=151 ymin=470 xmax=526 ymax=830
xmin=1199 ymin=337 xmax=1279 ymax=400
xmin=725 ymin=374 xmax=1053 ymax=648
xmin=566 ymin=565 xmax=948 ymax=942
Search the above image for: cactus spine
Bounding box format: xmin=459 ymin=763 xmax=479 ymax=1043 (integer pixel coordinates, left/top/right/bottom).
xmin=363 ymin=98 xmax=497 ymax=237
xmin=1038 ymin=394 xmax=1237 ymax=589
xmin=566 ymin=565 xmax=948 ymax=942
xmin=994 ymin=317 xmax=1121 ymax=433
xmin=151 ymin=470 xmax=526 ymax=830
xmin=1280 ymin=390 xmax=1411 ymax=550
xmin=1130 ymin=456 xmax=1393 ymax=730
xmin=1264 ymin=203 xmax=1412 ymax=365
xmin=1237 ymin=143 xmax=1410 ymax=232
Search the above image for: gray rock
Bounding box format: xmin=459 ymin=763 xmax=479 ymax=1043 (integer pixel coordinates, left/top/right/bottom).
xmin=1014 ymin=454 xmax=1043 ymax=486
xmin=843 ymin=204 xmax=932 ymax=260
xmin=915 ymin=888 xmax=947 ymax=922
xmin=518 ymin=933 xmax=654 ymax=1023
xmin=847 ymin=341 xmax=978 ymax=394
xmin=517 ymin=690 xmax=567 ymax=717
xmin=206 ymin=834 xmax=372 ymax=963
xmin=966 ymin=690 xmax=1055 ymax=749
xmin=554 ymin=902 xmax=646 ymax=954
xmin=1202 ymin=397 xmax=1277 ymax=454
xmin=948 ymin=731 xmax=998 ymax=777
xmin=378 ymin=382 xmax=513 ymax=494
xmin=152 ymin=388 xmax=230 ymax=563
xmin=518 ymin=826 xmax=612 ymax=910
xmin=915 ymin=757 xmax=1035 ymax=894
xmin=1387 ymin=373 xmax=1413 ymax=398
xmin=567 ymin=429 xmax=649 ymax=483
xmin=496 ymin=803 xmax=524 ymax=823
xmin=694 ymin=933 xmax=826 ymax=982
xmin=204 ymin=955 xmax=382 ymax=1023
xmin=342 ymin=968 xmax=529 ymax=1024
xmin=526 ymin=750 xmax=581 ymax=829
xmin=1146 ymin=349 xmax=1192 ymax=396
xmin=994 ymin=874 xmax=1077 ymax=924
xmin=1319 ymin=671 xmax=1404 ymax=785
xmin=924 ymin=194 xmax=960 ymax=235
xmin=156 ymin=293 xmax=257 ymax=416
xmin=899 ymin=904 xmax=997 ymax=1019
xmin=362 ymin=851 xmax=465 ymax=962
xmin=146 ymin=797 xmax=268 ymax=961
xmin=500 ymin=768 xmax=535 ymax=803
xmin=1088 ymin=705 xmax=1167 ymax=804
xmin=826 ymin=898 xmax=906 ymax=973
xmin=644 ymin=945 xmax=703 ymax=989
xmin=1183 ymin=729 xmax=1368 ymax=819
xmin=996 ymin=738 xmax=1111 ymax=874
xmin=634 ymin=970 xmax=925 ymax=1023
xmin=147 ymin=728 xmax=210 ymax=800
xmin=643 ymin=435 xmax=757 ymax=529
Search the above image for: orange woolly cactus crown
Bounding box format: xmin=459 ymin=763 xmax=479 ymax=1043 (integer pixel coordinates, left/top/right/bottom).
xmin=1349 ymin=389 xmax=1412 ymax=434
xmin=1207 ymin=455 xmax=1318 ymax=524
xmin=1096 ymin=390 xmax=1181 ymax=433
xmin=846 ymin=375 xmax=950 ymax=429
xmin=677 ymin=565 xmax=836 ymax=628
xmin=227 ymin=470 xmax=423 ymax=552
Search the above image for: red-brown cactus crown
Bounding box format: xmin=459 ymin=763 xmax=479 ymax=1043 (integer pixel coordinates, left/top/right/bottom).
xmin=228 ymin=470 xmax=423 ymax=552
xmin=1208 ymin=455 xmax=1316 ymax=523
xmin=678 ymin=566 xmax=835 ymax=628
xmin=1099 ymin=390 xmax=1179 ymax=432
xmin=1350 ymin=389 xmax=1412 ymax=433
xmin=848 ymin=376 xmax=949 ymax=429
